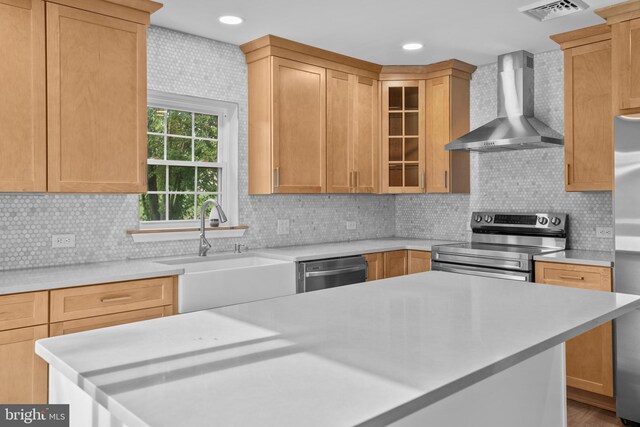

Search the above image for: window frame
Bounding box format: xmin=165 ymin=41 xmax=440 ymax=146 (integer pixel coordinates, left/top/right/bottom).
xmin=141 ymin=90 xmax=239 ymax=229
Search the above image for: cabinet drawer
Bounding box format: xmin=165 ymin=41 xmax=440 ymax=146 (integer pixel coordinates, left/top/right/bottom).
xmin=0 ymin=291 xmax=48 ymax=332
xmin=50 ymin=277 xmax=174 ymax=322
xmin=50 ymin=306 xmax=172 ymax=336
xmin=535 ymin=263 xmax=612 ymax=291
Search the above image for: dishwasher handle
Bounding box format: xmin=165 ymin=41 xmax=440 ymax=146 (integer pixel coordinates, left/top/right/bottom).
xmin=305 ymin=264 xmax=367 ymax=278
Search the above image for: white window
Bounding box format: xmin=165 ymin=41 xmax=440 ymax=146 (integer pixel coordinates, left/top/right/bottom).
xmin=140 ymin=90 xmax=238 ymax=228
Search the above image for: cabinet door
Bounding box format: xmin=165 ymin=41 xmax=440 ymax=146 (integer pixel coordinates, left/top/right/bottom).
xmin=272 ymin=57 xmax=326 ymax=193
xmin=565 ymin=41 xmax=613 ymax=191
xmin=327 ymin=70 xmax=353 ymax=193
xmin=382 ymin=81 xmax=425 ymax=193
xmin=426 ymin=76 xmax=451 ymax=193
xmin=408 ymin=250 xmax=431 ymax=274
xmin=613 ymin=19 xmax=640 ymax=110
xmin=384 ymin=250 xmax=408 ymax=278
xmin=364 ymin=253 xmax=384 ymax=281
xmin=0 ymin=0 xmax=46 ymax=192
xmin=50 ymin=306 xmax=172 ymax=336
xmin=0 ymin=325 xmax=48 ymax=403
xmin=535 ymin=262 xmax=613 ymax=397
xmin=46 ymin=3 xmax=147 ymax=193
xmin=353 ymin=76 xmax=379 ymax=193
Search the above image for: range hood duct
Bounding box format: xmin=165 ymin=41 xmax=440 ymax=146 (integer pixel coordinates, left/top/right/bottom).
xmin=446 ymin=50 xmax=563 ymax=152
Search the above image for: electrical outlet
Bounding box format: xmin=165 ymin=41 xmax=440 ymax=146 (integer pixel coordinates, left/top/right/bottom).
xmin=277 ymin=219 xmax=290 ymax=235
xmin=346 ymin=221 xmax=357 ymax=230
xmin=52 ymin=234 xmax=76 ymax=248
xmin=596 ymin=227 xmax=613 ymax=238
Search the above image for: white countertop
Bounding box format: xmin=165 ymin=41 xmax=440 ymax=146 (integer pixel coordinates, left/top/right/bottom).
xmin=254 ymin=238 xmax=457 ymax=261
xmin=36 ymin=271 xmax=640 ymax=427
xmin=534 ymin=250 xmax=614 ymax=267
xmin=0 ymin=260 xmax=184 ymax=296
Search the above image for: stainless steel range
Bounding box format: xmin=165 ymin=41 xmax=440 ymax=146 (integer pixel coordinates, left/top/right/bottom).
xmin=432 ymin=212 xmax=568 ymax=282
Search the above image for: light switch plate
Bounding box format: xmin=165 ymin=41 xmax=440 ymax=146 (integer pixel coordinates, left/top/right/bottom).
xmin=277 ymin=219 xmax=290 ymax=235
xmin=596 ymin=227 xmax=613 ymax=238
xmin=52 ymin=234 xmax=76 ymax=248
xmin=346 ymin=221 xmax=357 ymax=230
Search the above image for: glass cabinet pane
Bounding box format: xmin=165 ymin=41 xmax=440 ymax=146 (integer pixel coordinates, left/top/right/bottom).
xmin=389 ymin=87 xmax=402 ymax=110
xmin=405 ymin=138 xmax=419 ymax=161
xmin=389 ymin=164 xmax=403 ymax=187
xmin=404 ymin=87 xmax=419 ymax=110
xmin=389 ymin=138 xmax=403 ymax=161
xmin=389 ymin=113 xmax=403 ymax=136
xmin=405 ymin=112 xmax=418 ymax=136
xmin=405 ymin=164 xmax=419 ymax=187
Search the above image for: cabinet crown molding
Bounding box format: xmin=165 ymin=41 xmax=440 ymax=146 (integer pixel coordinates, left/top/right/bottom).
xmin=595 ymin=0 xmax=640 ymax=24
xmin=550 ymin=24 xmax=611 ymax=50
xmin=45 ymin=0 xmax=162 ymax=24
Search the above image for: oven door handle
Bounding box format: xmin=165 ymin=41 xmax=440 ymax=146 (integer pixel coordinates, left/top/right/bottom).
xmin=305 ymin=265 xmax=366 ymax=278
xmin=434 ymin=264 xmax=529 ymax=282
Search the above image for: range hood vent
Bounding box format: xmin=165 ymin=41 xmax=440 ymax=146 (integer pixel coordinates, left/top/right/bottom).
xmin=446 ymin=50 xmax=563 ymax=152
xmin=519 ymin=0 xmax=589 ymax=22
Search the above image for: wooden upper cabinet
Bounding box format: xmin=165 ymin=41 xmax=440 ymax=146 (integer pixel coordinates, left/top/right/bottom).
xmin=381 ymin=80 xmax=426 ymax=193
xmin=426 ymin=76 xmax=471 ymax=193
xmin=596 ymin=1 xmax=640 ymax=113
xmin=353 ymin=76 xmax=380 ymax=193
xmin=0 ymin=0 xmax=46 ymax=192
xmin=327 ymin=70 xmax=353 ymax=193
xmin=46 ymin=3 xmax=148 ymax=193
xmin=327 ymin=71 xmax=379 ymax=194
xmin=552 ymin=25 xmax=613 ymax=192
xmin=272 ymin=57 xmax=326 ymax=193
xmin=535 ymin=262 xmax=614 ymax=397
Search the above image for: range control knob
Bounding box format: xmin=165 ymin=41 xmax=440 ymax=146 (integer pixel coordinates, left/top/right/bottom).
xmin=475 ymin=215 xmax=483 ymax=223
xmin=538 ymin=217 xmax=549 ymax=225
xmin=551 ymin=217 xmax=562 ymax=226
xmin=484 ymin=215 xmax=493 ymax=223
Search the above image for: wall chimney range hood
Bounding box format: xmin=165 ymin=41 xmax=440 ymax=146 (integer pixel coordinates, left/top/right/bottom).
xmin=446 ymin=50 xmax=563 ymax=152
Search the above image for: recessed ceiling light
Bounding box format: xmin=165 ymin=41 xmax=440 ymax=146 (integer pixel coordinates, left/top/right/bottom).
xmin=402 ymin=43 xmax=423 ymax=51
xmin=219 ymin=15 xmax=243 ymax=25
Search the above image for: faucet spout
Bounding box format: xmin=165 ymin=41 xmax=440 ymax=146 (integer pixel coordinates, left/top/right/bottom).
xmin=199 ymin=199 xmax=228 ymax=257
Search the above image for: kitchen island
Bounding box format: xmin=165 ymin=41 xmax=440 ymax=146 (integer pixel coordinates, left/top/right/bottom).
xmin=36 ymin=272 xmax=640 ymax=427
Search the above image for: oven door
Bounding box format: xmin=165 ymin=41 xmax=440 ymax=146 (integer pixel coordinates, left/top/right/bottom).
xmin=432 ymin=261 xmax=532 ymax=282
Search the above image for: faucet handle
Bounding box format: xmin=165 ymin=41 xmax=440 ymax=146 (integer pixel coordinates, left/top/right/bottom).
xmin=234 ymin=243 xmax=248 ymax=254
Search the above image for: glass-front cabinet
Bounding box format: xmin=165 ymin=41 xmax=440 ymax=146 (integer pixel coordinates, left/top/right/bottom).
xmin=381 ymin=81 xmax=425 ymax=193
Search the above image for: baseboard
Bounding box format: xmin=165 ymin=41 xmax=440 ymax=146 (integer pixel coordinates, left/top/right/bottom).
xmin=567 ymin=386 xmax=616 ymax=412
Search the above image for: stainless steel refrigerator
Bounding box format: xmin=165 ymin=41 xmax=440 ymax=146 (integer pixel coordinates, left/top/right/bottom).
xmin=614 ymin=114 xmax=640 ymax=425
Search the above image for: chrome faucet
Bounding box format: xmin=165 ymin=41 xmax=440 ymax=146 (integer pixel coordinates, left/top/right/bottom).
xmin=199 ymin=199 xmax=228 ymax=257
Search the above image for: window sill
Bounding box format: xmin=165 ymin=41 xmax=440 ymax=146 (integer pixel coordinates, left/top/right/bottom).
xmin=127 ymin=226 xmax=249 ymax=243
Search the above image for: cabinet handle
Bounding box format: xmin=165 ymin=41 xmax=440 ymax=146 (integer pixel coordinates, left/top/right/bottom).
xmin=566 ymin=164 xmax=571 ymax=186
xmin=273 ymin=167 xmax=280 ymax=190
xmin=444 ymin=170 xmax=448 ymax=189
xmin=559 ymin=275 xmax=584 ymax=281
xmin=100 ymin=295 xmax=133 ymax=303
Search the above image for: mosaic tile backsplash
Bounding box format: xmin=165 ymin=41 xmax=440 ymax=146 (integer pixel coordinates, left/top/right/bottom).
xmin=396 ymin=50 xmax=614 ymax=251
xmin=0 ymin=30 xmax=613 ymax=271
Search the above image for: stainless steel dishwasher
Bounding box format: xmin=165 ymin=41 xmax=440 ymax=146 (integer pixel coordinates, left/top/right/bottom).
xmin=296 ymin=256 xmax=367 ymax=293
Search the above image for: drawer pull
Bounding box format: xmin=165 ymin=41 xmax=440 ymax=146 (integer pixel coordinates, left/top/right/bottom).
xmin=559 ymin=275 xmax=585 ymax=281
xmin=100 ymin=295 xmax=133 ymax=303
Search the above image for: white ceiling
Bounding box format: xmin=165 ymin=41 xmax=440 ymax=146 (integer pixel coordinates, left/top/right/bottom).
xmin=151 ymin=0 xmax=618 ymax=66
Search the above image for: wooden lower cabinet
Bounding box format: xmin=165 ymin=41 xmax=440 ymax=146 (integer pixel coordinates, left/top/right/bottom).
xmin=364 ymin=253 xmax=384 ymax=282
xmin=535 ymin=262 xmax=614 ymax=399
xmin=384 ymin=250 xmax=408 ymax=279
xmin=408 ymin=250 xmax=431 ymax=274
xmin=0 ymin=325 xmax=48 ymax=404
xmin=50 ymin=306 xmax=173 ymax=336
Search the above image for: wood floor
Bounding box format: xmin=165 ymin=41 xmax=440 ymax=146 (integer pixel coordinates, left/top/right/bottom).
xmin=568 ymin=400 xmax=624 ymax=427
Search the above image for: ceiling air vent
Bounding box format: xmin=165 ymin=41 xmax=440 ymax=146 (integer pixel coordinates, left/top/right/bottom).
xmin=518 ymin=0 xmax=589 ymax=21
